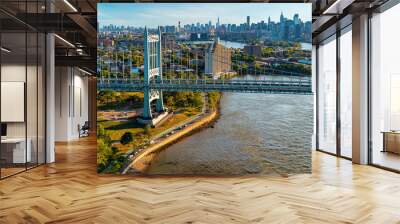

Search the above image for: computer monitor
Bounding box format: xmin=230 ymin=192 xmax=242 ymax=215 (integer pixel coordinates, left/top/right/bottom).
xmin=1 ymin=123 xmax=7 ymax=137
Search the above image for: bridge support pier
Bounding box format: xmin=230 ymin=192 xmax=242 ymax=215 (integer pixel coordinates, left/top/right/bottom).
xmin=139 ymin=88 xmax=167 ymax=127
xmin=142 ymin=87 xmax=152 ymax=120
xmin=137 ymin=27 xmax=168 ymax=127
xmin=141 ymin=88 xmax=165 ymax=120
xmin=155 ymin=91 xmax=164 ymax=112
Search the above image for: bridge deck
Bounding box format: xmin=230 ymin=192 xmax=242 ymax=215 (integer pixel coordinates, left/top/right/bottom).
xmin=97 ymin=79 xmax=313 ymax=94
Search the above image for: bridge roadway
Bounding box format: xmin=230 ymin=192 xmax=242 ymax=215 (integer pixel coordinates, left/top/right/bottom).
xmin=97 ymin=78 xmax=313 ymax=94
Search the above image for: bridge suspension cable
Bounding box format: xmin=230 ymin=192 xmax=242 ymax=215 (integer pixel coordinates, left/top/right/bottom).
xmin=97 ymin=31 xmax=312 ymax=95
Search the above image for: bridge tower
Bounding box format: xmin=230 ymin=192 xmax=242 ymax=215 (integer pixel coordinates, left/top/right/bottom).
xmin=139 ymin=27 xmax=166 ymax=125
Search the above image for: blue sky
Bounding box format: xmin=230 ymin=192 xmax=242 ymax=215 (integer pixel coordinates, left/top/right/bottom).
xmin=98 ymin=3 xmax=311 ymax=28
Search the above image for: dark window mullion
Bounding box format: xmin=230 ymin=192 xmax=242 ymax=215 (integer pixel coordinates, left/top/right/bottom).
xmin=25 ymin=0 xmax=28 ymax=171
xmin=316 ymin=45 xmax=319 ymax=150
xmin=367 ymin=11 xmax=373 ymax=165
xmin=36 ymin=0 xmax=39 ymax=167
xmin=336 ymin=27 xmax=341 ymax=157
xmin=0 ymin=16 xmax=2 ymax=179
xmin=44 ymin=0 xmax=48 ymax=164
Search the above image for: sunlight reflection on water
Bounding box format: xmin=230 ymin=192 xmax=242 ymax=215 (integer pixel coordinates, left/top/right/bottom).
xmin=145 ymin=75 xmax=313 ymax=175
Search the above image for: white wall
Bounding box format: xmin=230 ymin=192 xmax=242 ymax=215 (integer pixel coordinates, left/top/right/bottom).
xmin=54 ymin=67 xmax=89 ymax=141
xmin=370 ymin=4 xmax=400 ymax=157
xmin=1 ymin=64 xmax=26 ymax=138
xmin=312 ymin=45 xmax=316 ymax=150
xmin=55 ymin=66 xmax=69 ymax=141
xmin=1 ymin=64 xmax=43 ymax=137
xmin=1 ymin=63 xmax=46 ymax=164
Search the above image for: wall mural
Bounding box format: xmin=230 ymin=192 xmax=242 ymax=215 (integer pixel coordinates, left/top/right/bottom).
xmin=97 ymin=3 xmax=313 ymax=175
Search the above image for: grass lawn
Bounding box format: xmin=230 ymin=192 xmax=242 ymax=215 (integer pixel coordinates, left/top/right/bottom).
xmin=148 ymin=107 xmax=201 ymax=137
xmin=98 ymin=91 xmax=144 ymax=111
xmin=97 ymin=106 xmax=202 ymax=153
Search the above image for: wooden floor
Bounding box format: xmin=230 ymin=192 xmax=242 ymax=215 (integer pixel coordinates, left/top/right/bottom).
xmin=1 ymin=137 xmax=400 ymax=224
xmin=0 ymin=167 xmax=26 ymax=178
xmin=372 ymin=150 xmax=400 ymax=171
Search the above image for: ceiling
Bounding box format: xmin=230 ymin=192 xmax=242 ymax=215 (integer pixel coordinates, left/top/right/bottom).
xmin=0 ymin=0 xmax=392 ymax=72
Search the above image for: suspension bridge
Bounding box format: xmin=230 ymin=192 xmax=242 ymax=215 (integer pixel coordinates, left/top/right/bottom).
xmin=97 ymin=28 xmax=312 ymax=124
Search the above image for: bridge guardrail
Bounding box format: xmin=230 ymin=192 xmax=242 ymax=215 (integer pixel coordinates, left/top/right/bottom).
xmin=97 ymin=78 xmax=313 ymax=94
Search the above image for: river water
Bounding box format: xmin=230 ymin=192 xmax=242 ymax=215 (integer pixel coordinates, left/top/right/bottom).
xmin=219 ymin=40 xmax=312 ymax=50
xmin=145 ymin=75 xmax=313 ymax=175
xmin=184 ymin=40 xmax=312 ymax=51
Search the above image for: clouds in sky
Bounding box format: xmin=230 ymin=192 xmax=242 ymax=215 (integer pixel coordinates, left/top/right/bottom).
xmin=98 ymin=3 xmax=311 ymax=28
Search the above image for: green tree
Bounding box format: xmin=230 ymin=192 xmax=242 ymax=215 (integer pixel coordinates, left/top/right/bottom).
xmin=97 ymin=125 xmax=127 ymax=173
xmin=189 ymin=93 xmax=203 ymax=108
xmin=208 ymin=92 xmax=220 ymax=110
xmin=120 ymin=132 xmax=133 ymax=145
xmin=262 ymin=47 xmax=274 ymax=57
xmin=107 ymin=147 xmax=126 ymax=173
xmin=165 ymin=95 xmax=175 ymax=108
xmin=97 ymin=138 xmax=113 ymax=171
xmin=144 ymin=124 xmax=151 ymax=135
xmin=97 ymin=124 xmax=111 ymax=145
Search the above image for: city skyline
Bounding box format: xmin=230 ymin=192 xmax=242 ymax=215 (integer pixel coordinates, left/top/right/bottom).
xmin=98 ymin=3 xmax=311 ymax=28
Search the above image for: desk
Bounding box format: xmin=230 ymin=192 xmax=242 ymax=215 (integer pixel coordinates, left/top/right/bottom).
xmin=1 ymin=138 xmax=31 ymax=163
xmin=382 ymin=131 xmax=400 ymax=154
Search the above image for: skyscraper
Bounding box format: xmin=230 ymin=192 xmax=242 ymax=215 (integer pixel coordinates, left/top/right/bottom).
xmin=293 ymin=13 xmax=300 ymax=25
xmin=279 ymin=12 xmax=286 ymax=39
xmin=268 ymin=16 xmax=271 ymax=30
xmin=280 ymin=12 xmax=285 ymax=24
xmin=205 ymin=40 xmax=232 ymax=78
xmin=246 ymin=16 xmax=250 ymax=29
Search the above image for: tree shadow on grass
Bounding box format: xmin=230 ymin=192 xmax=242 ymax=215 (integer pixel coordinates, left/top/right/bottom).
xmin=105 ymin=119 xmax=145 ymax=131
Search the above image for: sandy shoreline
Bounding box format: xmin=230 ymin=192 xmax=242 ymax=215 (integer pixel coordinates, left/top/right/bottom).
xmin=124 ymin=98 xmax=221 ymax=174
